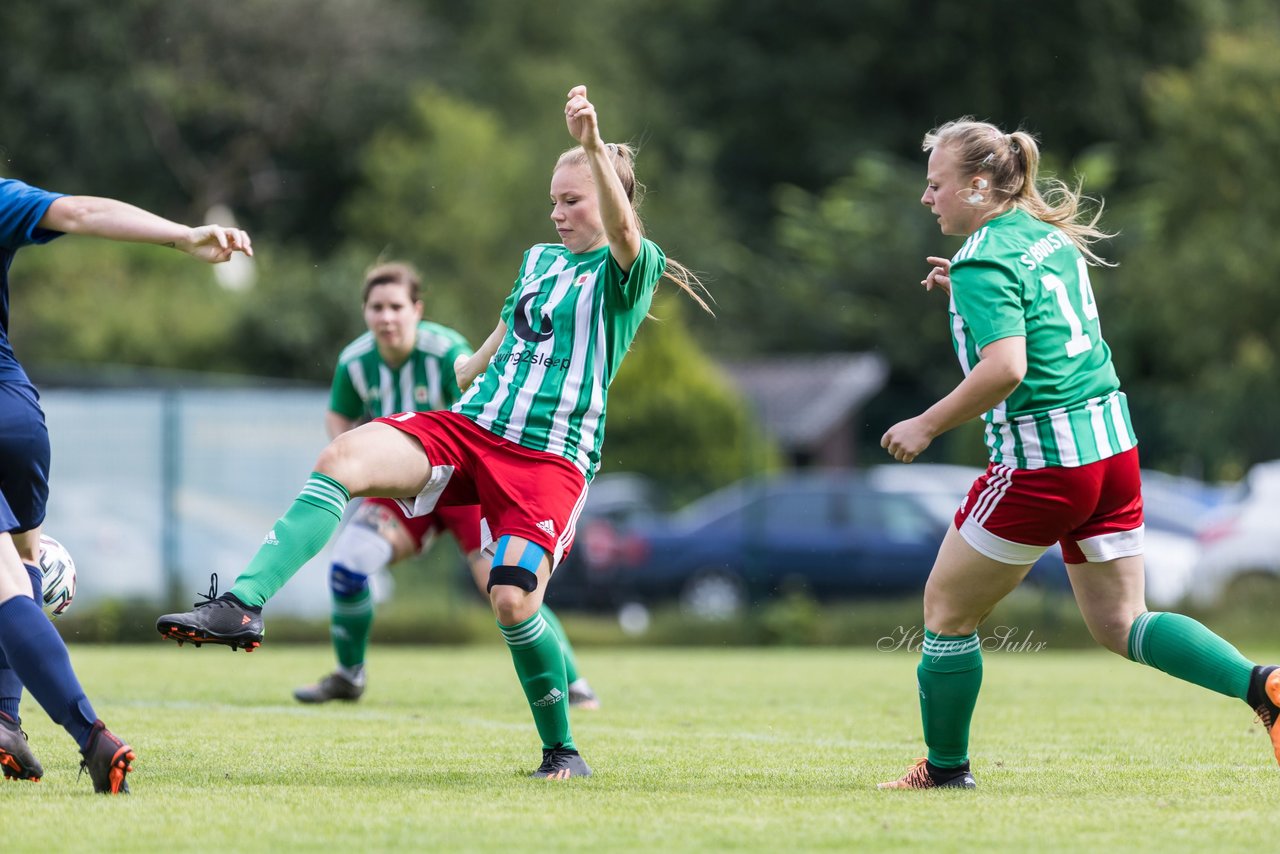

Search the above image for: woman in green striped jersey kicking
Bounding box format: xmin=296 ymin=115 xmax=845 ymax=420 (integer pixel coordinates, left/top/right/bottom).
xmin=292 ymin=261 xmax=600 ymax=712
xmin=157 ymin=84 xmax=709 ymax=780
xmin=877 ymin=117 xmax=1280 ymax=790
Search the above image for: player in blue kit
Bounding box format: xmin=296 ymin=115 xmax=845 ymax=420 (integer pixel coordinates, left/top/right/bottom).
xmin=0 ymin=176 xmax=251 ymax=792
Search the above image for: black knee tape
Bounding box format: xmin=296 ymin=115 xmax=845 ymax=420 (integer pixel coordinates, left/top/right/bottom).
xmin=487 ymin=565 xmax=538 ymax=593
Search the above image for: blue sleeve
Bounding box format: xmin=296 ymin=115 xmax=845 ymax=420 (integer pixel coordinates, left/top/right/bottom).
xmin=0 ymin=179 xmax=66 ymax=250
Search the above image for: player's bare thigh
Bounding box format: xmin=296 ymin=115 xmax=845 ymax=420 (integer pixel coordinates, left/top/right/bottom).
xmin=1066 ymin=555 xmax=1146 ymax=655
xmin=10 ymin=528 xmax=40 ymax=564
xmin=464 ymin=549 xmax=489 ymax=596
xmin=0 ymin=533 xmax=35 ymax=603
xmin=924 ymin=524 xmax=1036 ymax=635
xmin=315 ymin=421 xmax=433 ymax=497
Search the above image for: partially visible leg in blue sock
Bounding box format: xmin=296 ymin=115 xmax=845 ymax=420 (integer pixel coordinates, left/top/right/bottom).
xmin=0 ymin=595 xmax=97 ymax=750
xmin=0 ymin=563 xmax=42 ymax=724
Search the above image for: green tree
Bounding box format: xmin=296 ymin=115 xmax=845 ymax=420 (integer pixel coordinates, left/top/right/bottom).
xmin=626 ymin=0 xmax=1209 ymax=240
xmin=223 ymin=248 xmax=374 ymax=380
xmin=602 ymin=294 xmax=778 ymax=504
xmin=342 ymin=86 xmax=546 ymax=344
xmin=8 ymin=239 xmax=373 ymax=383
xmin=1 ymin=0 xmax=432 ymax=248
xmin=1108 ymin=27 xmax=1280 ymax=477
xmin=0 ymin=1 xmax=176 ymax=208
xmin=9 ymin=240 xmax=237 ymax=372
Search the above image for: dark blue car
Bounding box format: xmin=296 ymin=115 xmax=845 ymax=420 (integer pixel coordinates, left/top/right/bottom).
xmin=561 ymin=470 xmax=1068 ymax=617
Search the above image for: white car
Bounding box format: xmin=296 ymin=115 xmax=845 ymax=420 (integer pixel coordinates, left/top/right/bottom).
xmin=1186 ymin=460 xmax=1280 ymax=607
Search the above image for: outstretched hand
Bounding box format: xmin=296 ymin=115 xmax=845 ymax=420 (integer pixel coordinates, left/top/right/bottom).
xmin=180 ymin=224 xmax=254 ymax=264
xmin=565 ymin=85 xmax=603 ymax=149
xmin=921 ymin=255 xmax=951 ymax=295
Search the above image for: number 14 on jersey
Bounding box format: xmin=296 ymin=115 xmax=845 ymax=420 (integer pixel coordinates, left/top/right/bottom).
xmin=1042 ymin=257 xmax=1099 ymax=358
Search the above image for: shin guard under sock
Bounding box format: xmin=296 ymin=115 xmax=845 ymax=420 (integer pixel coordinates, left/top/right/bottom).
xmin=500 ymin=611 xmax=573 ymax=750
xmin=918 ymin=630 xmax=983 ymax=769
xmin=1128 ymin=611 xmax=1253 ymax=700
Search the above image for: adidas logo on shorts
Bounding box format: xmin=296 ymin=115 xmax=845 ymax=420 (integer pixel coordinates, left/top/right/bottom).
xmin=536 ymin=519 xmax=556 ymax=537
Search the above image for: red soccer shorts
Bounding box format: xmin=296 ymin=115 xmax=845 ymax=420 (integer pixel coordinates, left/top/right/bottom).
xmin=954 ymin=447 xmax=1144 ymax=565
xmin=360 ymin=497 xmax=483 ymax=556
xmin=374 ymin=410 xmax=588 ymax=568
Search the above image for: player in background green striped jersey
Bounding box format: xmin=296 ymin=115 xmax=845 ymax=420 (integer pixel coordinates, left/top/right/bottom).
xmin=157 ymin=85 xmax=710 ymax=779
xmin=878 ymin=118 xmax=1280 ymax=791
xmin=292 ymin=262 xmax=599 ymax=710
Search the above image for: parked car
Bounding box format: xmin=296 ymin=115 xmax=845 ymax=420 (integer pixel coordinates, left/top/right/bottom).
xmin=551 ymin=464 xmax=1220 ymax=616
xmin=572 ymin=470 xmax=1066 ymax=619
xmin=1187 ymin=460 xmax=1280 ymax=607
xmin=1134 ymin=470 xmax=1229 ymax=607
xmin=541 ymin=472 xmax=665 ymax=611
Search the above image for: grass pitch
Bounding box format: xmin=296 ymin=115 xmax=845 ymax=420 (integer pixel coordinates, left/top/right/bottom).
xmin=5 ymin=642 xmax=1278 ymax=851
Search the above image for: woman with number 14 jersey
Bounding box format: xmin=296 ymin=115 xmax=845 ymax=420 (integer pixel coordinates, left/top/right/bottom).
xmin=877 ymin=117 xmax=1280 ymax=790
xmin=157 ymin=84 xmax=711 ymax=780
xmin=950 ymin=207 xmax=1133 ymax=470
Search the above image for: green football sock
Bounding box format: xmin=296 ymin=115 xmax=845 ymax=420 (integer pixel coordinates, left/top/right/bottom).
xmin=538 ymin=604 xmax=580 ymax=684
xmin=331 ymin=587 xmax=374 ymax=670
xmin=1128 ymin=611 xmax=1254 ymax=700
xmin=918 ymin=630 xmax=983 ymax=769
xmin=229 ymin=473 xmax=350 ymax=608
xmin=499 ymin=611 xmax=573 ymax=750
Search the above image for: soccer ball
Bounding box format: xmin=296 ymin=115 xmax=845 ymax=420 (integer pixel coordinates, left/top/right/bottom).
xmin=38 ymin=534 xmax=77 ymax=619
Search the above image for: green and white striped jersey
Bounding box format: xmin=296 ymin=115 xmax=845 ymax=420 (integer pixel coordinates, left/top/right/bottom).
xmin=948 ymin=207 xmax=1136 ymax=469
xmin=329 ymin=320 xmax=472 ymax=421
xmin=454 ymin=238 xmax=666 ymax=480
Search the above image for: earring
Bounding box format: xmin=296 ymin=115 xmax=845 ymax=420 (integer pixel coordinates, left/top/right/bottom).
xmin=967 ymin=192 xmax=984 ymax=204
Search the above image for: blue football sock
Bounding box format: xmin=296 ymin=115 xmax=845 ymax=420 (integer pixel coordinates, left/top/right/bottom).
xmin=0 ymin=595 xmax=97 ymax=749
xmin=0 ymin=662 xmax=19 ymax=723
xmin=0 ymin=563 xmax=42 ymax=724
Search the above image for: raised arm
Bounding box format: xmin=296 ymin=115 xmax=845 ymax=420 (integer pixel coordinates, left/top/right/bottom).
xmin=564 ymin=85 xmax=642 ymax=272
xmin=39 ymin=195 xmax=252 ymax=263
xmin=454 ymin=320 xmax=508 ymax=391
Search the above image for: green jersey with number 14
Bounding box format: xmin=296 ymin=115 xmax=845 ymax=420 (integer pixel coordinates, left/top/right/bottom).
xmin=454 ymin=238 xmax=666 ymax=480
xmin=948 ymin=207 xmax=1136 ymax=469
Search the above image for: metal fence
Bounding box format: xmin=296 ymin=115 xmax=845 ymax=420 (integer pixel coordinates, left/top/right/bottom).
xmin=41 ymin=387 xmax=336 ymax=615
